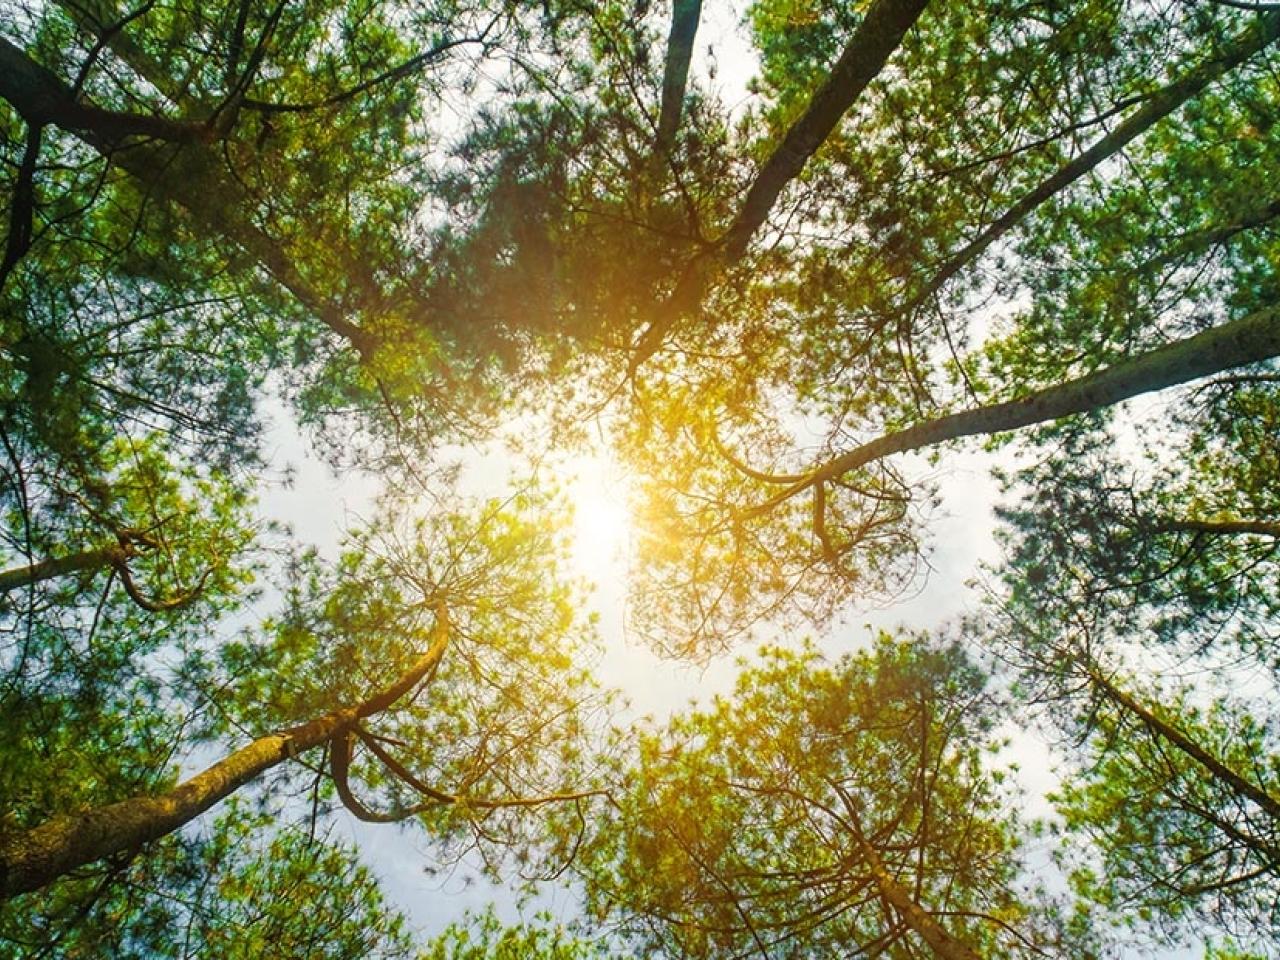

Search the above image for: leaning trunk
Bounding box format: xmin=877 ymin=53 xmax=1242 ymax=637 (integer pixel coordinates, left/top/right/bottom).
xmin=1086 ymin=667 xmax=1280 ymax=823
xmin=0 ymin=545 xmax=121 ymax=593
xmin=0 ymin=610 xmax=448 ymax=898
xmin=913 ymin=10 xmax=1280 ymax=309
xmin=630 ymin=0 xmax=931 ymax=369
xmin=653 ymin=0 xmax=702 ymax=154
xmin=0 ymin=39 xmax=376 ymax=356
xmin=750 ymin=302 xmax=1280 ymax=516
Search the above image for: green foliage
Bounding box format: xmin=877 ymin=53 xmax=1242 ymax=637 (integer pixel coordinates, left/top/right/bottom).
xmin=982 ymin=402 xmax=1280 ymax=951
xmin=213 ymin=489 xmax=611 ymax=875
xmin=4 ymin=0 xmax=1280 ymax=954
xmin=422 ymin=909 xmax=614 ymax=960
xmin=616 ymin=0 xmax=1280 ymax=654
xmin=1 ymin=805 xmax=417 ymax=958
xmin=575 ymin=635 xmax=1095 ymax=957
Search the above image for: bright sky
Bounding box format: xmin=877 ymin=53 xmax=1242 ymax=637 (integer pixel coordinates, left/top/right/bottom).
xmin=254 ymin=395 xmax=1026 ymax=928
xmin=240 ymin=2 xmax=1032 ymax=941
xmin=245 ymin=7 xmax=1195 ymax=955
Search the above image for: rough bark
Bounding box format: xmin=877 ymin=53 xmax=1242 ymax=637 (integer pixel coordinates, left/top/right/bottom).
xmin=912 ymin=10 xmax=1280 ymax=310
xmin=654 ymin=0 xmax=702 ymax=154
xmin=853 ymin=833 xmax=982 ymax=960
xmin=0 ymin=608 xmax=448 ymax=898
xmin=747 ymin=302 xmax=1280 ymax=517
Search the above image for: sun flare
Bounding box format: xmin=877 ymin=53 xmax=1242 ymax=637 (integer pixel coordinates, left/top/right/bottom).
xmin=555 ymin=453 xmax=632 ymax=577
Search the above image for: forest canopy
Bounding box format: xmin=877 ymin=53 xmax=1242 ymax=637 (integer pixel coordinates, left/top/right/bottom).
xmin=1 ymin=0 xmax=1279 ymax=956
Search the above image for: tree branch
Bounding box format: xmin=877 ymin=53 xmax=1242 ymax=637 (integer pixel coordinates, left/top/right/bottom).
xmin=629 ymin=0 xmax=931 ymax=373
xmin=909 ymin=10 xmax=1280 ymax=312
xmin=0 ymin=121 xmax=43 ymax=292
xmin=0 ymin=38 xmax=212 ymax=144
xmin=0 ymin=605 xmax=449 ymax=897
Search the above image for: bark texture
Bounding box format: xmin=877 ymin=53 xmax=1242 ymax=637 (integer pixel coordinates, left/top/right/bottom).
xmin=0 ymin=609 xmax=448 ymax=898
xmin=654 ymin=0 xmax=702 ymax=153
xmin=853 ymin=834 xmax=982 ymax=960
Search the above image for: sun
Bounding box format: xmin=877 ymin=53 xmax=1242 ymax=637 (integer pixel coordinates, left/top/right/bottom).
xmin=555 ymin=452 xmax=632 ymax=577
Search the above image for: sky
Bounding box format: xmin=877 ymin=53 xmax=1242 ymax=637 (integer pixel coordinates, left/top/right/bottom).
xmin=233 ymin=1 xmax=1043 ymax=944
xmin=253 ymin=397 xmax=1032 ymax=934
xmin=233 ymin=6 xmax=1204 ymax=955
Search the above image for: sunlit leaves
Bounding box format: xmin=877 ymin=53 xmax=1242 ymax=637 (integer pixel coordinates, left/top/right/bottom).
xmin=576 ymin=636 xmax=1092 ymax=957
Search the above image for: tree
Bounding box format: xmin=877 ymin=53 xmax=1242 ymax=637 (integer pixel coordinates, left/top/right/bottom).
xmin=2 ymin=803 xmax=420 ymax=958
xmin=605 ymin=1 xmax=1280 ymax=653
xmin=422 ymin=909 xmax=617 ymax=960
xmin=976 ymin=394 xmax=1280 ymax=950
xmin=5 ymin=0 xmax=1280 ymax=951
xmin=574 ymin=637 xmax=1097 ymax=958
xmin=0 ymin=492 xmax=610 ymax=897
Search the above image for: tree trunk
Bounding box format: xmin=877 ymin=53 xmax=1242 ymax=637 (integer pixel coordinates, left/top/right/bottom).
xmin=854 ymin=834 xmax=982 ymax=960
xmin=0 ymin=38 xmax=208 ymax=143
xmin=654 ymin=0 xmax=702 ymax=154
xmin=1086 ymin=667 xmax=1280 ymax=823
xmin=630 ymin=0 xmax=931 ymax=369
xmin=720 ymin=0 xmax=931 ymax=262
xmin=0 ymin=609 xmax=448 ymax=898
xmin=748 ymin=302 xmax=1280 ymax=516
xmin=0 ymin=545 xmax=122 ymax=593
xmin=0 ymin=39 xmax=376 ymax=356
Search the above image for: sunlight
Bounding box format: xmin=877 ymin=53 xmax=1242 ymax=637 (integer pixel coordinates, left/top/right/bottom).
xmin=554 ymin=453 xmax=632 ymax=578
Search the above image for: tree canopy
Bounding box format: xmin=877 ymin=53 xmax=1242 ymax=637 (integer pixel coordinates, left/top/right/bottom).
xmin=2 ymin=0 xmax=1279 ymax=956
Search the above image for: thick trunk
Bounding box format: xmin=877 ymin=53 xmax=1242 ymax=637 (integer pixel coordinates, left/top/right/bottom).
xmin=1086 ymin=667 xmax=1280 ymax=823
xmin=0 ymin=545 xmax=122 ymax=593
xmin=854 ymin=835 xmax=982 ymax=960
xmin=630 ymin=0 xmax=930 ymax=369
xmin=0 ymin=39 xmax=375 ymax=355
xmin=0 ymin=609 xmax=448 ymax=898
xmin=913 ymin=11 xmax=1280 ymax=309
xmin=721 ymin=0 xmax=931 ymax=261
xmin=654 ymin=0 xmax=702 ymax=153
xmin=0 ymin=121 xmax=43 ymax=290
xmin=0 ymin=38 xmax=208 ymax=143
xmin=748 ymin=302 xmax=1280 ymax=516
